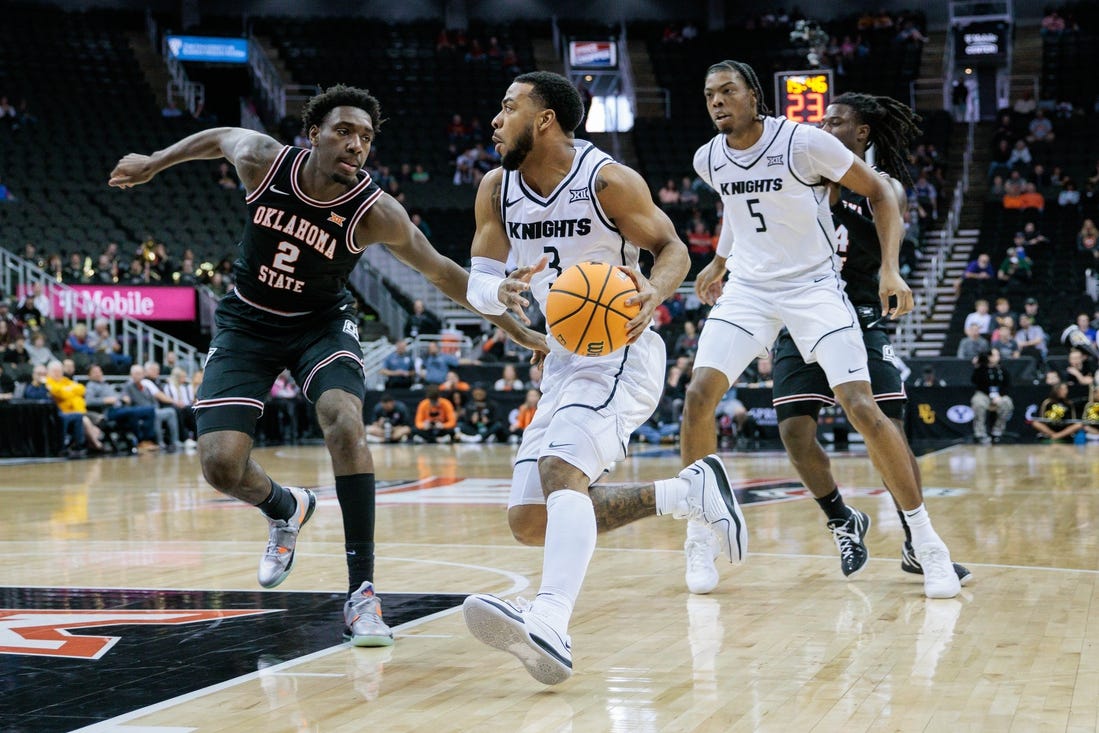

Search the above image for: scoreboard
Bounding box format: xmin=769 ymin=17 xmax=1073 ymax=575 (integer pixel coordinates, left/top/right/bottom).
xmin=773 ymin=69 xmax=834 ymax=124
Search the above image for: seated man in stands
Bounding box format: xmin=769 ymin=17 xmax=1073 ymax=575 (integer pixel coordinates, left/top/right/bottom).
xmin=44 ymin=359 xmax=103 ymax=455
xmin=366 ymin=393 xmax=412 ymax=443
xmin=84 ymin=363 xmax=158 ymax=450
xmin=954 ymin=252 xmax=996 ymax=296
xmin=380 ymin=339 xmax=416 ymax=389
xmin=990 ymin=323 xmax=1020 ymax=360
xmin=1016 ymin=313 xmax=1049 ymax=365
xmin=997 ymin=246 xmax=1033 ymax=296
xmin=413 ymin=384 xmax=457 ymax=443
xmin=418 ymin=341 xmax=459 ymax=386
xmin=457 ymin=384 xmax=506 ymax=443
xmin=971 ymin=350 xmax=1014 ymax=444
xmin=507 ymin=388 xmax=540 ymax=445
xmin=964 ymin=298 xmax=993 ymax=336
xmin=910 ymin=365 xmax=947 ymax=387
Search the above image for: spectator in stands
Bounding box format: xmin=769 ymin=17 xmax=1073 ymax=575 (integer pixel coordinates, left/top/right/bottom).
xmin=405 ymin=299 xmax=440 ymax=339
xmin=1007 ymin=139 xmax=1033 ymax=173
xmin=0 ymin=97 xmax=15 ymax=128
xmin=0 ymin=301 xmax=22 ymax=339
xmin=1027 ymin=108 xmax=1055 ymax=148
xmin=1013 ymin=90 xmax=1037 ymax=116
xmin=673 ymin=319 xmax=700 ymax=358
xmin=992 ymin=297 xmax=1018 ymax=329
xmin=0 ymin=321 xmax=12 ymax=352
xmin=965 ymin=298 xmax=993 ymax=335
xmin=524 ymin=363 xmax=542 ymax=391
xmin=1017 ymin=182 xmax=1045 ymax=214
xmin=1020 ymin=221 xmax=1050 ymax=251
xmin=913 ymin=172 xmax=937 ymax=221
xmin=63 ymin=253 xmax=87 ymax=284
xmin=1016 ymin=313 xmax=1049 ymax=365
xmin=410 ymin=164 xmax=430 ymax=183
xmin=86 ymin=318 xmax=116 ymax=354
xmin=418 ymin=341 xmax=459 ymax=386
xmin=685 ymin=219 xmax=714 ymax=262
xmin=508 ymin=388 xmax=540 ymax=444
xmin=15 ymin=282 xmax=50 ymax=330
xmin=1041 ymin=10 xmax=1066 ymax=36
xmin=214 ymin=162 xmax=240 ymax=190
xmin=1032 ymin=381 xmax=1083 ymax=442
xmin=955 ymin=252 xmax=996 ymax=295
xmin=23 ymin=364 xmax=49 ymax=400
xmin=177 ymin=257 xmax=198 ymax=286
xmin=494 ymin=363 xmax=523 ymax=392
xmin=990 ymin=323 xmax=1020 ymax=360
xmin=26 ymin=332 xmax=56 ymax=367
xmin=413 ymin=384 xmax=457 ymax=443
xmin=164 ymin=366 xmax=197 ymax=447
xmin=64 ymin=323 xmax=95 ymax=360
xmin=367 ymin=393 xmax=412 ymax=443
xmin=988 ymin=139 xmax=1013 ymax=180
xmin=380 ymin=339 xmax=416 ymax=389
xmin=446 ymin=113 xmax=469 ymax=146
xmin=911 ymin=365 xmax=947 ymax=387
xmin=988 ymin=174 xmax=1007 ymax=200
xmin=92 ymin=253 xmax=116 ymax=284
xmin=4 ymin=336 xmax=29 ymax=372
xmin=957 ymin=322 xmax=991 ymax=363
xmin=1079 ymin=219 xmax=1099 ymax=263
xmin=970 ymin=350 xmax=1014 ymax=444
xmin=478 ymin=326 xmax=509 ymax=362
xmin=632 ymin=386 xmax=681 ymax=445
xmin=84 ymin=363 xmax=158 ymax=450
xmin=458 ymin=384 xmax=506 ymax=443
xmin=657 ymin=178 xmax=680 ymax=207
xmin=45 ymin=359 xmax=103 ymax=454
xmin=1065 ymin=346 xmax=1097 ymax=389
xmin=123 ymin=257 xmax=149 ymax=285
xmin=439 ymin=369 xmax=470 ymax=397
xmin=138 ymin=362 xmax=182 ymax=450
xmin=0 ymin=176 xmax=15 ymax=203
xmin=1023 ymin=296 xmax=1044 ymax=329
xmin=998 ymin=246 xmax=1033 ymax=294
xmin=737 ymin=355 xmax=773 ymax=388
xmin=1058 ymin=179 xmax=1081 ymax=211
xmin=678 ymin=177 xmax=699 ymax=207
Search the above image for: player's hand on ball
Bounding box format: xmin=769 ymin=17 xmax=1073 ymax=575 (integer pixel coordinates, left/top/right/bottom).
xmin=619 ymin=268 xmax=659 ymax=343
xmin=108 ymin=154 xmax=158 ymax=188
xmin=512 ymin=324 xmax=549 ymax=361
xmin=497 ymin=256 xmax=547 ymax=325
xmin=879 ymin=270 xmax=913 ymax=319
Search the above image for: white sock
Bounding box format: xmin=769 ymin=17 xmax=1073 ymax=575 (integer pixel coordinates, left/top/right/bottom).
xmin=654 ymin=477 xmax=690 ymax=516
xmin=531 ymin=490 xmax=597 ymax=633
xmin=903 ymin=504 xmax=942 ymax=547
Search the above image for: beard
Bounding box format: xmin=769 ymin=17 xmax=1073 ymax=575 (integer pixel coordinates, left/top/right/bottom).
xmin=500 ymin=126 xmax=534 ymax=171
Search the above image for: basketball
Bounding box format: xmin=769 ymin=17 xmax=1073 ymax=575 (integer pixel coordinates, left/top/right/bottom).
xmin=546 ymin=262 xmax=640 ymax=357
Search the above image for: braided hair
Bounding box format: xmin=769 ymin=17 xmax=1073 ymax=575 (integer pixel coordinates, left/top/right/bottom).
xmin=830 ymin=92 xmax=921 ymax=189
xmin=705 ymin=60 xmax=771 ymax=116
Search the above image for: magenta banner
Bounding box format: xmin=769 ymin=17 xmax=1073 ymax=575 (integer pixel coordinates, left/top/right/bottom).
xmin=51 ymin=286 xmax=197 ymax=321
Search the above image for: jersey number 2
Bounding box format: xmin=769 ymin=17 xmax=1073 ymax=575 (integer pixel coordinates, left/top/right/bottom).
xmin=746 ymin=199 xmax=767 ymax=232
xmin=273 ymin=241 xmax=300 ymax=274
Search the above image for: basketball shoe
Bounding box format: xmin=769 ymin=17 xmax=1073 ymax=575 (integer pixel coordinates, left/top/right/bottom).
xmin=913 ymin=540 xmax=961 ymax=598
xmin=677 ymin=455 xmax=747 ymax=563
xmin=257 ymin=487 xmax=316 ymax=588
xmin=343 ymin=581 xmax=395 ymax=647
xmin=684 ymin=520 xmax=721 ymax=594
xmin=462 ymin=594 xmax=572 ymax=685
xmin=901 ymin=541 xmax=973 ymax=586
xmin=827 ymin=509 xmax=870 ymax=578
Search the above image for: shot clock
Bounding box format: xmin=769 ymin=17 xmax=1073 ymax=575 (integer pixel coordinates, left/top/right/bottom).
xmin=773 ymin=69 xmax=834 ymax=125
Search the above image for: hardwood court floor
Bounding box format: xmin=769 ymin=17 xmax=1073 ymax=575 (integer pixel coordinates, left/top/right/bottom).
xmin=3 ymin=441 xmax=1099 ymax=732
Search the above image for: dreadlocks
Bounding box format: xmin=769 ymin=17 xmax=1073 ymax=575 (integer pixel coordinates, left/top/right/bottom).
xmin=831 ymin=92 xmax=921 ymax=189
xmin=705 ymin=60 xmax=771 ymax=116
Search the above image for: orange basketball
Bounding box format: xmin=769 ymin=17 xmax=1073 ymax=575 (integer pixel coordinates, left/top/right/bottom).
xmin=546 ymin=262 xmax=640 ymax=357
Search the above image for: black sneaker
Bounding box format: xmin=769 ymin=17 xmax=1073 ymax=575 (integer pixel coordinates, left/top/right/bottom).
xmin=901 ymin=540 xmax=973 ymax=586
xmin=827 ymin=509 xmax=870 ymax=577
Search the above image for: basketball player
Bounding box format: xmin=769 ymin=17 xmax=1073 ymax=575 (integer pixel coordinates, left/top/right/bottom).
xmin=108 ymin=84 xmax=545 ymax=645
xmin=684 ymin=93 xmax=971 ymax=593
xmin=680 ymin=61 xmax=960 ymax=599
xmin=460 ymin=71 xmax=745 ymax=685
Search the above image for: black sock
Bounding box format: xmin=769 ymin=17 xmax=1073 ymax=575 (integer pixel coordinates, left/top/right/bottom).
xmin=897 ymin=510 xmax=913 ymax=544
xmin=256 ymin=479 xmax=296 ymax=521
xmin=336 ymin=473 xmax=376 ymax=597
xmin=815 ymin=487 xmax=852 ymax=522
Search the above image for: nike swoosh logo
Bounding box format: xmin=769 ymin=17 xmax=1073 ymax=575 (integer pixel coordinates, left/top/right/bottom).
xmin=714 ymin=163 xmax=727 ymax=171
xmin=505 ymin=197 xmax=523 ymax=207
xmin=547 ymin=441 xmax=573 ymax=449
xmin=848 ymin=367 xmax=865 ymax=373
xmin=340 ymin=304 xmax=349 ymax=311
xmin=813 ymin=275 xmax=830 ymax=283
xmin=270 ymin=186 xmax=290 ymax=195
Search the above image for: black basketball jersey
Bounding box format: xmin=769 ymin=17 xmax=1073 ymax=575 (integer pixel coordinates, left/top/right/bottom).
xmin=831 ymin=183 xmax=882 ymax=310
xmin=233 ymin=146 xmax=383 ymax=315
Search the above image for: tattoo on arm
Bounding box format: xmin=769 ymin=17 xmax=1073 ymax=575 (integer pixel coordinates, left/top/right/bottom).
xmin=594 ymin=174 xmax=609 ymax=193
xmin=491 ymin=181 xmax=502 ymax=220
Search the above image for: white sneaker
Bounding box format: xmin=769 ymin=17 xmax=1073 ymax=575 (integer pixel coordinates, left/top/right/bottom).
xmin=914 ymin=540 xmax=961 ymax=599
xmin=257 ymin=487 xmax=316 ymax=588
xmin=684 ymin=520 xmax=720 ymax=594
xmin=463 ymin=594 xmax=572 ymax=685
xmin=678 ymin=455 xmax=747 ymax=563
xmin=458 ymin=432 xmax=483 ymax=443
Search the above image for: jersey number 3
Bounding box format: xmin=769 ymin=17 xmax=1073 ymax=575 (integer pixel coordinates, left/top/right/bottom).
xmin=746 ymin=199 xmax=767 ymax=233
xmin=273 ymin=241 xmax=301 ymax=274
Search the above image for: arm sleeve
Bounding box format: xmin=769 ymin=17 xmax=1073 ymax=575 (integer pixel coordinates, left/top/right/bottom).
xmin=791 ymin=124 xmax=856 ymax=184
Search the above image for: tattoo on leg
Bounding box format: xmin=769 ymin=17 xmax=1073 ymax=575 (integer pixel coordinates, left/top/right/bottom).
xmin=589 ymin=483 xmax=656 ymax=531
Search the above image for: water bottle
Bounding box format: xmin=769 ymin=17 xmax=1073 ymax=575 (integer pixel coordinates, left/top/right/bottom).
xmin=384 ymin=420 xmax=392 ymax=441
xmin=1075 ymin=428 xmax=1087 ymax=445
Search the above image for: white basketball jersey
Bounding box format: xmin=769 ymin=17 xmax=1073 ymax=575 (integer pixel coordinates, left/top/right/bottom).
xmin=500 ymin=140 xmax=640 ymax=343
xmin=694 ymin=116 xmax=855 ymax=283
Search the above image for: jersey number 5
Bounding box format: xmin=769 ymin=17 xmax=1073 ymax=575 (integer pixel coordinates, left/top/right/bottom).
xmin=273 ymin=241 xmax=300 ymax=274
xmin=746 ymin=199 xmax=767 ymax=233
